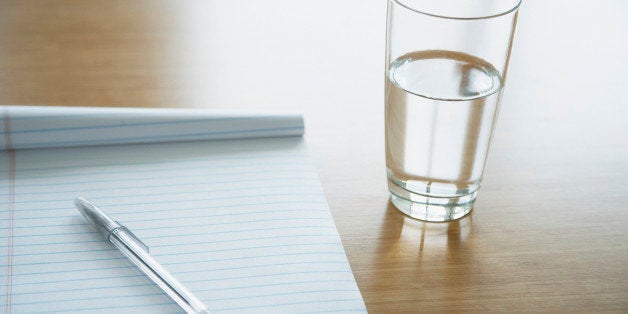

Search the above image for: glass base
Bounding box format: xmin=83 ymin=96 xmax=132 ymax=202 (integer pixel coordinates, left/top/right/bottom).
xmin=388 ymin=176 xmax=476 ymax=222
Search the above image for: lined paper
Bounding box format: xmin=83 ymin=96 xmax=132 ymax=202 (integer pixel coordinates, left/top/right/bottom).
xmin=0 ymin=106 xmax=303 ymax=150
xmin=0 ymin=106 xmax=366 ymax=313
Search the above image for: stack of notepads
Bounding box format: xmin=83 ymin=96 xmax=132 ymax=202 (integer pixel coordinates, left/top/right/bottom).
xmin=0 ymin=106 xmax=366 ymax=313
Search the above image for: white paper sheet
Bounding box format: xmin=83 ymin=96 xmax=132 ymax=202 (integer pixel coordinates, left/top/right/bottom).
xmin=0 ymin=106 xmax=303 ymax=150
xmin=0 ymin=106 xmax=365 ymax=313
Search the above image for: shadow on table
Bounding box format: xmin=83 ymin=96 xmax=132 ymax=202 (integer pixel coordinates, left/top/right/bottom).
xmin=369 ymin=200 xmax=477 ymax=306
xmin=378 ymin=200 xmax=474 ymax=251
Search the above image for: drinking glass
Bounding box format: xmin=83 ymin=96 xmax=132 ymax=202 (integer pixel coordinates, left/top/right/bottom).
xmin=385 ymin=0 xmax=521 ymax=221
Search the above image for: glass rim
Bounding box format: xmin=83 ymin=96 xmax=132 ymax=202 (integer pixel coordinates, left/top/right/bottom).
xmin=392 ymin=0 xmax=522 ymax=20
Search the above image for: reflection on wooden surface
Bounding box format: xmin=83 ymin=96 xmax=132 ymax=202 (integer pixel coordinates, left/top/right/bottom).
xmin=365 ymin=203 xmax=477 ymax=311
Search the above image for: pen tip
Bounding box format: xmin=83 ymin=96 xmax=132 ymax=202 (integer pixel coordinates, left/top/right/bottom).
xmin=74 ymin=196 xmax=93 ymax=219
xmin=74 ymin=197 xmax=117 ymax=236
xmin=75 ymin=196 xmax=85 ymax=203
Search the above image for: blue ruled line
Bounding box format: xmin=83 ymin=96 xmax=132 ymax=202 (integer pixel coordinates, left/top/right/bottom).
xmin=20 ymin=301 xmax=179 ymax=313
xmin=6 ymin=193 xmax=325 ymax=213
xmin=10 ymin=278 xmax=357 ymax=297
xmin=0 ymin=252 xmax=351 ymax=287
xmin=16 ymin=234 xmax=338 ymax=255
xmin=1 ymin=241 xmax=341 ymax=259
xmin=7 ymin=126 xmax=302 ymax=149
xmin=4 ymin=252 xmax=346 ymax=275
xmin=23 ymin=297 xmax=361 ymax=313
xmin=0 ymin=159 xmax=310 ymax=182
xmin=0 ymin=203 xmax=327 ymax=224
xmin=0 ymin=116 xmax=292 ymax=135
xmin=2 ymin=208 xmax=328 ymax=230
xmin=4 ymin=224 xmax=333 ymax=242
xmin=11 ymin=285 xmax=356 ymax=306
xmin=0 ymin=177 xmax=317 ymax=197
xmin=0 ymin=152 xmax=308 ymax=174
xmin=7 ymin=183 xmax=321 ymax=205
xmin=8 ymin=269 xmax=353 ymax=290
xmin=1 ymin=259 xmax=348 ymax=279
xmin=212 ymin=298 xmax=364 ymax=312
xmin=5 ymin=111 xmax=295 ymax=122
xmin=0 ymin=172 xmax=315 ymax=192
xmin=303 ymin=310 xmax=367 ymax=314
xmin=0 ymin=168 xmax=315 ymax=190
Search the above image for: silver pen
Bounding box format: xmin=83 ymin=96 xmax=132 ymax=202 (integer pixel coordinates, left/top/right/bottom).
xmin=74 ymin=197 xmax=210 ymax=314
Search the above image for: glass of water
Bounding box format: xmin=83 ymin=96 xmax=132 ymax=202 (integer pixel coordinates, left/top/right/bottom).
xmin=385 ymin=0 xmax=521 ymax=221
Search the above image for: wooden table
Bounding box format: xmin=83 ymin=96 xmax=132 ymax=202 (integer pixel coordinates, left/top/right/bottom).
xmin=1 ymin=0 xmax=627 ymax=312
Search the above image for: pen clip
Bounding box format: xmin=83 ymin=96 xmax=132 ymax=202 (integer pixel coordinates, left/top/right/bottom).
xmin=114 ymin=224 xmax=149 ymax=253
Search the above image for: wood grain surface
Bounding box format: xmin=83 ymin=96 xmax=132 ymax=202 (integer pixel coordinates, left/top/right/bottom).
xmin=1 ymin=0 xmax=627 ymax=312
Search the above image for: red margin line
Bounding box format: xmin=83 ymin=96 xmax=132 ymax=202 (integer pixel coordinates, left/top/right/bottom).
xmin=2 ymin=106 xmax=14 ymax=314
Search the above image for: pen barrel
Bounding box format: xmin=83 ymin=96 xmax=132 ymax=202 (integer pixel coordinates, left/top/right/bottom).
xmin=109 ymin=228 xmax=210 ymax=314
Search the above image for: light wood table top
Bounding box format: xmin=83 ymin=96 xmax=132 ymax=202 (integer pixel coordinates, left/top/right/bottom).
xmin=1 ymin=0 xmax=627 ymax=312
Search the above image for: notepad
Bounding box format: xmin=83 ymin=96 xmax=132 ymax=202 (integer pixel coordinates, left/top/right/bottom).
xmin=0 ymin=106 xmax=366 ymax=313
